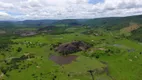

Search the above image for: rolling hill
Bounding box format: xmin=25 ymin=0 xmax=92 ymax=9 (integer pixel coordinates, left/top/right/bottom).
xmin=0 ymin=15 xmax=142 ymax=29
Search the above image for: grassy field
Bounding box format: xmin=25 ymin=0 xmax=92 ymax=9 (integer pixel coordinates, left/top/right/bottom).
xmin=0 ymin=27 xmax=142 ymax=80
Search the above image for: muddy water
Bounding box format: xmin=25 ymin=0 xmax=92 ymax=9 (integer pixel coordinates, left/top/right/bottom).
xmin=49 ymin=55 xmax=78 ymax=65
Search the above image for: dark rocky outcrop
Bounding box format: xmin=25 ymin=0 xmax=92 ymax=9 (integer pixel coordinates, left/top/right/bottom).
xmin=55 ymin=41 xmax=91 ymax=55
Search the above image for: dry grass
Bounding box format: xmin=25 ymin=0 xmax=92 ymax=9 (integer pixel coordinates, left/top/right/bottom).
xmin=121 ymin=23 xmax=140 ymax=32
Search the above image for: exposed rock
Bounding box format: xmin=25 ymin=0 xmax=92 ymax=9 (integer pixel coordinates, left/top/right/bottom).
xmin=55 ymin=41 xmax=91 ymax=55
xmin=14 ymin=30 xmax=37 ymax=37
xmin=20 ymin=32 xmax=37 ymax=37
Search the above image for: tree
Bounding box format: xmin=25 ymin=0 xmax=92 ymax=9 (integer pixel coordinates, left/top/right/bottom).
xmin=87 ymin=70 xmax=95 ymax=80
xmin=17 ymin=47 xmax=22 ymax=52
xmin=95 ymin=55 xmax=100 ymax=59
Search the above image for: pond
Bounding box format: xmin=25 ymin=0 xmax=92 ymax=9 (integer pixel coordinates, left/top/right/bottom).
xmin=49 ymin=55 xmax=78 ymax=65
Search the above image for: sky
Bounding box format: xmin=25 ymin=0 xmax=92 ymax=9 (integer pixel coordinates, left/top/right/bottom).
xmin=0 ymin=0 xmax=142 ymax=21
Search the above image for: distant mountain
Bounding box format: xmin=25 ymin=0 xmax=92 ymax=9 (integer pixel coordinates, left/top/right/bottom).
xmin=21 ymin=20 xmax=58 ymax=27
xmin=52 ymin=19 xmax=81 ymax=26
xmin=0 ymin=20 xmax=58 ymax=28
xmin=81 ymin=15 xmax=142 ymax=30
xmin=0 ymin=21 xmax=16 ymax=28
xmin=0 ymin=15 xmax=142 ymax=30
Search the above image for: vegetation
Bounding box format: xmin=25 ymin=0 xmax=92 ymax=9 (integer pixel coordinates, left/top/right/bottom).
xmin=0 ymin=15 xmax=142 ymax=80
xmin=130 ymin=27 xmax=142 ymax=42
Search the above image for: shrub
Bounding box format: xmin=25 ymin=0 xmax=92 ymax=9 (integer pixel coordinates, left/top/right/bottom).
xmin=17 ymin=47 xmax=22 ymax=52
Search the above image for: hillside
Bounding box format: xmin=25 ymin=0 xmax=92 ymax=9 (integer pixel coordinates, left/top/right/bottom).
xmin=0 ymin=15 xmax=142 ymax=29
xmin=1 ymin=15 xmax=142 ymax=42
xmin=82 ymin=15 xmax=142 ymax=30
xmin=0 ymin=20 xmax=58 ymax=28
xmin=130 ymin=27 xmax=142 ymax=42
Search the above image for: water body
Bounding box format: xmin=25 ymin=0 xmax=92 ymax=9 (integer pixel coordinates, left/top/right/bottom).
xmin=49 ymin=55 xmax=78 ymax=65
xmin=113 ymin=44 xmax=122 ymax=47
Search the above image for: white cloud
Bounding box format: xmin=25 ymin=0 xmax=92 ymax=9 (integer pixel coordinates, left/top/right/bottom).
xmin=0 ymin=1 xmax=14 ymax=10
xmin=0 ymin=12 xmax=14 ymax=21
xmin=0 ymin=0 xmax=142 ymax=20
xmin=0 ymin=12 xmax=9 ymax=16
